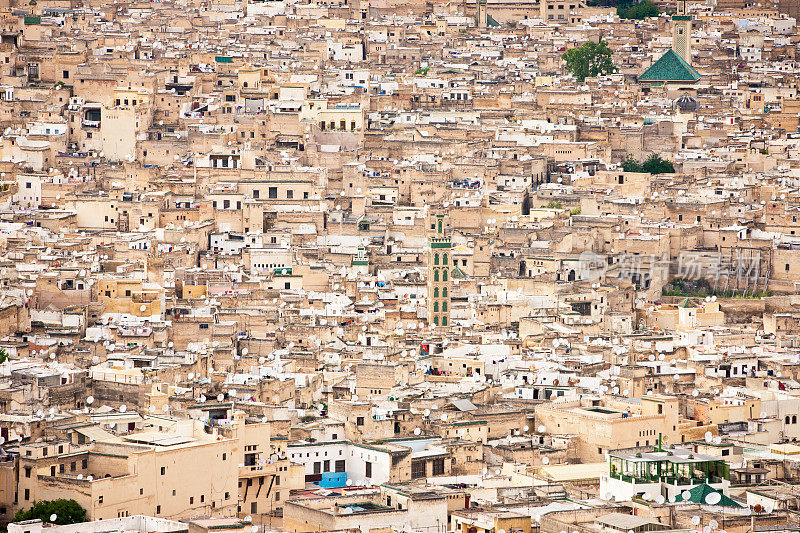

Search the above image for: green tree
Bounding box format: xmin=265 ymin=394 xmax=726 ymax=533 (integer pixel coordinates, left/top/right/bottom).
xmin=562 ymin=40 xmax=616 ymax=82
xmin=618 ymin=0 xmax=659 ymax=19
xmin=620 ymin=154 xmax=675 ymax=174
xmin=641 ymin=153 xmax=675 ymax=174
xmin=0 ymin=348 xmax=7 ymax=364
xmin=13 ymin=499 xmax=87 ymax=525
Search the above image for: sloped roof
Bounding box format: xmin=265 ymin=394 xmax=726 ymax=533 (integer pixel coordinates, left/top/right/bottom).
xmin=450 ymin=399 xmax=478 ymax=411
xmin=673 ymin=483 xmax=743 ymax=508
xmin=638 ymin=49 xmax=701 ymax=83
xmin=596 ymin=513 xmax=667 ymax=531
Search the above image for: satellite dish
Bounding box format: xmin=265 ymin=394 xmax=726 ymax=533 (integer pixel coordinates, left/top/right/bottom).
xmin=705 ymin=492 xmax=722 ymax=505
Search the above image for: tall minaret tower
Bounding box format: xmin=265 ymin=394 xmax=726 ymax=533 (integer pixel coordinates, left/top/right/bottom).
xmin=428 ymin=213 xmax=451 ymax=329
xmin=476 ymin=0 xmax=488 ymax=28
xmin=672 ymin=0 xmax=692 ymax=65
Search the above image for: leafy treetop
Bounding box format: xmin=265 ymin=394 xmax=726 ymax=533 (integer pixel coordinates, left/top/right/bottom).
xmin=621 ymin=153 xmax=675 ymax=174
xmin=617 ymin=0 xmax=659 ymax=19
xmin=562 ymin=40 xmax=617 ymax=82
xmin=13 ymin=499 xmax=87 ymax=526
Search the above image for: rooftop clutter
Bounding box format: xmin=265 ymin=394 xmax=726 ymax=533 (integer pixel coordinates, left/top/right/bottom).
xmin=0 ymin=0 xmax=799 ymax=531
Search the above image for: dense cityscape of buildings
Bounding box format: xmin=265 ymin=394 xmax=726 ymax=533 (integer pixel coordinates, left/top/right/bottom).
xmin=0 ymin=0 xmax=799 ymax=530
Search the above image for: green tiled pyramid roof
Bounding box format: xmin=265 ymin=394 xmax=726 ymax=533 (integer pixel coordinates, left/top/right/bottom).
xmin=673 ymin=483 xmax=743 ymax=508
xmin=638 ymin=49 xmax=701 ymax=83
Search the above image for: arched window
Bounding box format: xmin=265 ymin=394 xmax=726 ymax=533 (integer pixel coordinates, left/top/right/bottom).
xmin=443 ymin=270 xmax=448 ymax=282
xmin=794 ymin=415 xmax=798 ymax=424
xmin=434 ymin=253 xmax=439 ymax=265
xmin=433 ymin=316 xmax=439 ymax=326
xmin=442 ymin=316 xmax=448 ymax=325
xmin=442 ymin=302 xmax=448 ymax=312
xmin=433 ymin=288 xmax=439 ymax=298
xmin=433 ymin=270 xmax=439 ymax=282
xmin=433 ymin=302 xmax=439 ymax=313
xmin=437 ymin=219 xmax=443 ymax=233
xmin=787 ymin=416 xmax=791 ymax=425
xmin=443 ymin=254 xmax=448 ymax=265
xmin=442 ymin=287 xmax=448 ymax=297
